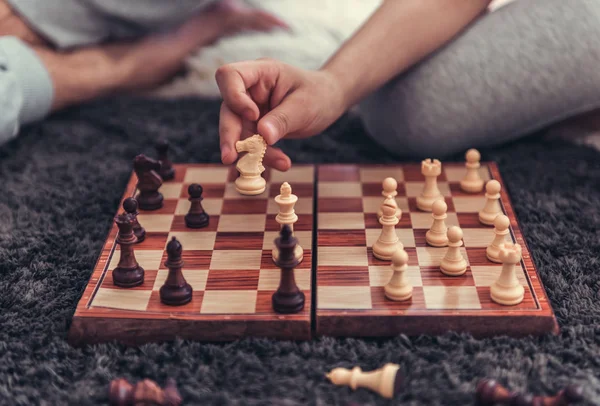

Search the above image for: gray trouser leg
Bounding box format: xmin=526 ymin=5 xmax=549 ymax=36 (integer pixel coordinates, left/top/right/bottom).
xmin=358 ymin=0 xmax=600 ymax=158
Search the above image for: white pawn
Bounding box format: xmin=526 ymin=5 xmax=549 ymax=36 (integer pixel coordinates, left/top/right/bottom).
xmin=490 ymin=243 xmax=524 ymax=305
xmin=478 ymin=180 xmax=502 ymax=226
xmin=486 ymin=214 xmax=510 ymax=263
xmin=377 ymin=177 xmax=402 ymax=219
xmin=425 ymin=199 xmax=448 ymax=247
xmin=440 ymin=226 xmax=467 ymax=276
xmin=384 ymin=249 xmax=413 ymax=301
xmin=272 ymin=182 xmax=303 ymax=263
xmin=372 ymin=198 xmax=403 ymax=261
xmin=460 ymin=149 xmax=484 ymax=193
xmin=417 ymin=159 xmax=443 ymax=212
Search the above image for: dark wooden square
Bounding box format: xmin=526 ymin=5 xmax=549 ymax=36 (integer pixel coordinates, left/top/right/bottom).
xmin=457 ymin=213 xmax=487 ymax=228
xmin=137 ymin=199 xmax=178 ymax=215
xmin=318 ymin=198 xmax=363 ymax=212
xmin=135 ymin=232 xmax=169 ymax=250
xmin=268 ymin=183 xmax=313 ymax=198
xmin=205 ymin=269 xmax=260 ymax=290
xmin=318 ymin=230 xmax=366 ymax=247
xmin=159 ymin=250 xmax=212 ymax=268
xmin=419 ymin=266 xmax=475 ymax=286
xmin=221 ymin=199 xmax=268 ymax=214
xmin=464 ymin=247 xmax=492 ymax=266
xmin=317 ymin=266 xmax=370 ymax=286
xmin=476 ymin=286 xmax=538 ymax=310
xmin=318 ymin=165 xmax=360 ymax=181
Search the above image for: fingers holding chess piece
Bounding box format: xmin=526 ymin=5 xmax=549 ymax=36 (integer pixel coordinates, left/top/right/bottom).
xmin=460 ymin=149 xmax=484 ymax=193
xmin=384 ymin=249 xmax=413 ymax=301
xmin=185 ymin=184 xmax=209 ymax=229
xmin=486 ymin=214 xmax=510 ymax=263
xmin=490 ymin=243 xmax=524 ymax=306
xmin=417 ymin=159 xmax=443 ymax=212
xmin=326 ymin=363 xmax=403 ymax=399
xmin=155 ymin=139 xmax=175 ymax=181
xmin=479 ymin=180 xmax=502 ymax=225
xmin=123 ymin=197 xmax=145 ymax=243
xmin=440 ymin=226 xmax=467 ymax=276
xmin=235 ymin=134 xmax=267 ymax=195
xmin=377 ymin=177 xmax=402 ymax=219
xmin=426 ymin=199 xmax=449 ymax=247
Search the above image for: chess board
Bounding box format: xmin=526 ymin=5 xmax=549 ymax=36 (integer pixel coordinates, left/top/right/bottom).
xmin=68 ymin=163 xmax=558 ymax=346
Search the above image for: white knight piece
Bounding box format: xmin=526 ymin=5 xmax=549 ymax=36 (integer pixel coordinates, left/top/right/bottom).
xmin=235 ymin=134 xmax=267 ymax=195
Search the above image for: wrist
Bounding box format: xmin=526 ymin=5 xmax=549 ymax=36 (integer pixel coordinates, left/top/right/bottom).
xmin=318 ymin=67 xmax=354 ymax=116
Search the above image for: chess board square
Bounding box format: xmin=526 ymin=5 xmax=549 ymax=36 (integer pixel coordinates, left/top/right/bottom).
xmin=152 ymin=269 xmax=209 ymax=291
xmin=223 ymin=183 xmax=269 ymax=199
xmin=359 ymin=167 xmax=405 ymax=183
xmin=476 ymin=286 xmax=538 ymax=310
xmin=318 ymin=230 xmax=366 ymax=247
xmin=146 ymin=291 xmax=203 ymax=313
xmin=92 ymin=288 xmax=151 ymax=311
xmin=365 ymin=228 xmax=415 ymax=248
xmin=368 ymin=265 xmax=423 ymax=287
xmin=318 ymin=286 xmax=372 ymax=309
xmin=176 ymin=251 xmax=212 ymax=268
xmin=362 ymin=196 xmax=409 ymax=214
xmin=448 ymin=183 xmax=487 ymax=197
xmin=171 ymin=215 xmax=219 ymax=232
xmin=101 ymin=270 xmax=157 ymax=291
xmin=136 ymin=199 xmax=177 ymax=215
xmin=268 ymin=183 xmax=314 ymax=198
xmin=260 ymin=250 xmax=313 ymax=270
xmin=263 ymin=230 xmax=312 ymax=251
xmin=361 ymin=183 xmax=407 ymax=197
xmin=181 ymin=184 xmax=225 ymax=199
xmin=318 ymin=165 xmax=360 ymax=181
xmin=318 ymin=213 xmax=365 ymax=230
xmin=267 ymin=197 xmax=313 ymax=215
xmin=420 ymin=266 xmax=475 ymax=286
xmin=136 ymin=214 xmax=174 ymax=232
xmin=370 ymin=286 xmax=427 ymax=310
xmin=404 ymin=182 xmax=451 ymax=198
xmin=464 ymin=247 xmax=493 ymax=266
xmin=457 ymin=213 xmax=488 ymax=228
xmin=407 ymin=197 xmax=455 ymax=213
xmin=210 ymin=250 xmax=262 ymax=270
xmin=166 ymin=231 xmax=216 ymax=251
xmin=318 ymin=267 xmax=370 ymax=286
xmin=266 ymin=214 xmax=312 ymax=232
xmin=170 ymin=165 xmax=186 ymax=183
xmin=175 ymin=198 xmax=223 ymax=216
xmin=221 ymin=199 xmax=268 ymax=214
xmin=184 ymin=167 xmax=229 ymax=184
xmin=452 ymin=196 xmax=487 ymax=213
xmin=270 ymin=165 xmax=314 ymax=183
xmin=215 ymin=232 xmax=264 ymax=250
xmin=409 ymin=212 xmax=460 ymax=229
xmin=318 ymin=182 xmax=362 ymax=198
xmin=462 ymin=228 xmax=511 ymax=248
xmin=422 ymin=286 xmax=481 ymax=309
xmin=470 ymin=265 xmax=527 ymax=286
xmin=217 ymin=214 xmax=266 ymax=232
xmin=200 ymin=290 xmax=257 ymax=314
xmin=319 ymin=198 xmax=363 ymax=212
xmin=319 ymin=247 xmax=368 ymax=267
xmin=205 ymin=269 xmax=260 ymax=290
xmin=109 ymin=250 xmax=164 ymax=271
xmin=368 ymin=247 xmax=419 ymax=266
xmin=258 ymin=268 xmax=311 ymax=290
xmin=444 ymin=166 xmax=490 ymax=183
xmin=160 ymin=183 xmax=184 ymax=199
xmin=416 ymin=246 xmax=468 ymax=267
xmin=135 ymin=232 xmax=169 ymax=250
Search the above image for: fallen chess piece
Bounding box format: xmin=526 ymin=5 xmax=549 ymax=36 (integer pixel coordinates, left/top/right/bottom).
xmin=326 ymin=363 xmax=403 ymax=399
xmin=235 ymin=134 xmax=267 ymax=195
xmin=475 ymin=378 xmax=584 ymax=406
xmin=109 ymin=377 xmax=182 ymax=406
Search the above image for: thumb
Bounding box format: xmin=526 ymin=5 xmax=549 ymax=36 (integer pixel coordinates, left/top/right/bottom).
xmin=257 ymin=99 xmax=303 ymax=145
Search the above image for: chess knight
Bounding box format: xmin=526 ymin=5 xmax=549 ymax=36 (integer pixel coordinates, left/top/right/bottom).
xmin=235 ymin=134 xmax=267 ymax=195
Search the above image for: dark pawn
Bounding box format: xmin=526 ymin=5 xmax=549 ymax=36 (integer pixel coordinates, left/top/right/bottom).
xmin=108 ymin=377 xmax=182 ymax=406
xmin=160 ymin=237 xmax=193 ymax=306
xmin=112 ymin=213 xmax=144 ymax=288
xmin=133 ymin=154 xmax=163 ymax=210
xmin=476 ymin=379 xmax=584 ymax=406
xmin=155 ymin=139 xmax=175 ymax=181
xmin=185 ymin=184 xmax=209 ymax=228
xmin=272 ymin=224 xmax=305 ymax=314
xmin=476 ymin=379 xmax=516 ymax=406
xmin=123 ymin=197 xmax=145 ymax=243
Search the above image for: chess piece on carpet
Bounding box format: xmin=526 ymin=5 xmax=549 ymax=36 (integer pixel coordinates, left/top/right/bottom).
xmin=475 ymin=378 xmax=584 ymax=406
xmin=326 ymin=363 xmax=403 ymax=399
xmin=108 ymin=377 xmax=182 ymax=406
xmin=185 ymin=184 xmax=209 ymax=229
xmin=490 ymin=243 xmax=524 ymax=305
xmin=460 ymin=149 xmax=484 ymax=193
xmin=486 ymin=214 xmax=510 ymax=263
xmin=112 ymin=213 xmax=144 ymax=288
xmin=155 ymin=139 xmax=175 ymax=181
xmin=377 ymin=177 xmax=402 ymax=219
xmin=373 ymin=198 xmax=403 ymax=261
xmin=426 ymin=199 xmax=449 ymax=247
xmin=273 ymin=182 xmax=303 ymax=263
xmin=440 ymin=226 xmax=467 ymax=276
xmin=417 ymin=159 xmax=443 ymax=212
xmin=160 ymin=237 xmax=193 ymax=306
xmin=384 ymin=249 xmax=412 ymax=301
xmin=272 ymin=224 xmax=305 ymax=314
xmin=479 ymin=180 xmax=502 ymax=225
xmin=123 ymin=197 xmax=145 ymax=243
xmin=235 ymin=134 xmax=267 ymax=195
xmin=133 ymin=154 xmax=164 ymax=210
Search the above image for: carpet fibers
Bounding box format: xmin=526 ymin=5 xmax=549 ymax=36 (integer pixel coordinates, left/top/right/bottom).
xmin=0 ymin=98 xmax=600 ymax=406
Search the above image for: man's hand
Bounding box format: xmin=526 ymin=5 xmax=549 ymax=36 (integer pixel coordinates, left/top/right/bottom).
xmin=216 ymin=59 xmax=348 ymax=172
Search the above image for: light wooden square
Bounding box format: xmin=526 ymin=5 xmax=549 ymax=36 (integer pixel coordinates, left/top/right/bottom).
xmin=409 ymin=213 xmax=459 ymax=229
xmin=184 ymin=167 xmax=229 ymax=184
xmin=109 ymin=250 xmax=164 ymax=270
xmin=444 ymin=166 xmax=490 ymax=183
xmin=267 ymin=198 xmax=312 ymax=215
xmin=262 ymin=230 xmax=312 ymax=251
xmin=423 ymin=286 xmax=481 ymax=309
xmin=416 ymin=246 xmax=468 ymax=267
xmin=318 ymin=182 xmax=362 ymax=198
xmin=217 ymin=214 xmax=266 ymax=232
xmin=92 ymin=289 xmax=151 ymax=311
xmin=136 ymin=214 xmax=174 ymax=232
xmin=175 ymin=198 xmax=223 ymax=215
xmin=452 ymin=196 xmax=487 ymax=213
xmin=270 ymin=166 xmax=314 ymax=184
xmin=368 ymin=265 xmax=423 ymax=287
xmin=159 ymin=183 xmax=184 ymax=199
xmin=223 ymin=183 xmax=269 ymax=199
xmin=318 ymin=286 xmax=372 ymax=309
xmin=359 ymin=167 xmax=405 ymax=183
xmin=362 ymin=197 xmax=409 ymax=214
xmin=152 ymin=269 xmax=209 ymax=291
xmin=258 ymin=269 xmax=311 ymax=291
xmin=470 ymin=265 xmax=527 ymax=286
xmin=462 ymin=228 xmax=511 ymax=248
xmin=318 ymin=213 xmax=365 ymax=230
xmin=318 ymin=247 xmax=368 ymax=267
xmin=209 ymin=250 xmax=262 ymax=270
xmin=404 ymin=182 xmax=451 ymax=198
xmin=166 ymin=232 xmax=216 ymax=251
xmin=365 ymin=228 xmax=415 ymax=248
xmin=200 ymin=290 xmax=257 ymax=314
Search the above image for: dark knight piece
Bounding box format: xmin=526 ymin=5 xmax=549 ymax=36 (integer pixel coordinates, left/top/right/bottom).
xmin=133 ymin=154 xmax=163 ymax=210
xmin=155 ymin=139 xmax=175 ymax=181
xmin=123 ymin=197 xmax=145 ymax=243
xmin=185 ymin=183 xmax=209 ymax=229
xmin=476 ymin=378 xmax=584 ymax=406
xmin=108 ymin=377 xmax=182 ymax=406
xmin=272 ymin=224 xmax=305 ymax=314
xmin=112 ymin=213 xmax=144 ymax=288
xmin=160 ymin=237 xmax=193 ymax=306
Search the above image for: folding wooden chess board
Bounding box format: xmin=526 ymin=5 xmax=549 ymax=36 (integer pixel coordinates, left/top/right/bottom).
xmin=68 ymin=163 xmax=558 ymax=346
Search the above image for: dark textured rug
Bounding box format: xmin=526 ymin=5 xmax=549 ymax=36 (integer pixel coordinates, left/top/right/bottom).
xmin=1 ymin=97 xmax=600 ymax=406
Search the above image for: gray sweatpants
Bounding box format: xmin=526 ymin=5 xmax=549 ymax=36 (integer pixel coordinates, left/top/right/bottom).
xmin=359 ymin=0 xmax=600 ymax=158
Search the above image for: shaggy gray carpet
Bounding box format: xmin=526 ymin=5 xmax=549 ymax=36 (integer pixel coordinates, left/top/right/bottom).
xmin=1 ymin=98 xmax=600 ymax=406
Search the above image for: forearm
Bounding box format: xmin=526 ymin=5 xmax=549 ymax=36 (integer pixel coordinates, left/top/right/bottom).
xmin=322 ymin=0 xmax=493 ymax=108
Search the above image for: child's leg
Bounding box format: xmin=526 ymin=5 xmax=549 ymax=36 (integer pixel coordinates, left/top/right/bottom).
xmin=358 ymin=0 xmax=600 ymax=158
